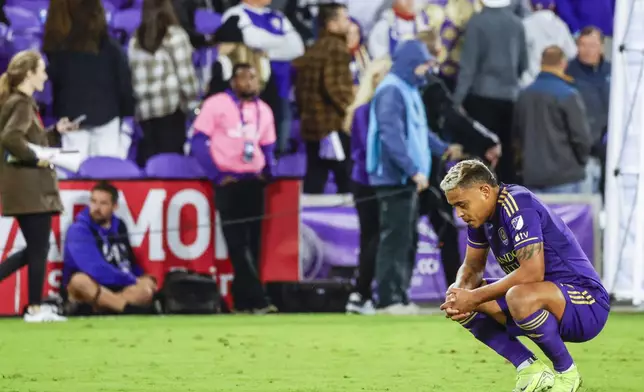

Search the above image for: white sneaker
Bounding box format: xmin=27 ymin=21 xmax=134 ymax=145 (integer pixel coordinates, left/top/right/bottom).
xmin=405 ymin=303 xmax=421 ymax=315
xmin=377 ymin=303 xmax=417 ymax=315
xmin=345 ymin=293 xmax=376 ymax=315
xmin=361 ymin=300 xmax=376 ymax=315
xmin=24 ymin=305 xmax=68 ymax=323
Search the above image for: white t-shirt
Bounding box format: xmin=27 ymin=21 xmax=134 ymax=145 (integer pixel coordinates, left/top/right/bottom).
xmin=222 ymin=3 xmax=305 ymax=62
xmin=521 ymin=9 xmax=577 ymax=87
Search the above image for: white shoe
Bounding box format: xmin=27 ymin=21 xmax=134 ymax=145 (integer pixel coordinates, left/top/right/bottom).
xmin=361 ymin=300 xmax=376 ymax=315
xmin=345 ymin=293 xmax=376 ymax=315
xmin=24 ymin=304 xmax=68 ymax=323
xmin=404 ymin=303 xmax=421 ymax=315
xmin=377 ymin=303 xmax=417 ymax=315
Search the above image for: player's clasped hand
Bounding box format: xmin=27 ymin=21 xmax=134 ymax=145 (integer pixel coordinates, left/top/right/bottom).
xmin=440 ymin=287 xmax=479 ymax=321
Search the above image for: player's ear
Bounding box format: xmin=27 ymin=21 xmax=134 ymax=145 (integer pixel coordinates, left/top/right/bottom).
xmin=480 ymin=184 xmax=491 ymax=199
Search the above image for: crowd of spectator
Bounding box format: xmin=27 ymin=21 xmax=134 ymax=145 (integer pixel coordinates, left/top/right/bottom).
xmin=0 ymin=0 xmax=614 ymax=192
xmin=0 ymin=0 xmax=615 ymax=317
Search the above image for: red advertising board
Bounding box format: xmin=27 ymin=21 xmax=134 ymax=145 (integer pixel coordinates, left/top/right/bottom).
xmin=0 ymin=179 xmax=301 ymax=315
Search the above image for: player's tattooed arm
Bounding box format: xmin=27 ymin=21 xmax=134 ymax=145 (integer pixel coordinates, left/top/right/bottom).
xmin=469 ymin=242 xmax=546 ymax=305
xmin=454 ymin=245 xmax=489 ymax=290
xmin=515 ymin=242 xmax=544 ymax=263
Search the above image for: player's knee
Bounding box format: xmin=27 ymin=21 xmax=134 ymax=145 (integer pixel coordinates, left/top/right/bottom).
xmin=67 ymin=273 xmax=98 ymax=299
xmin=139 ymin=288 xmax=154 ymax=304
xmin=505 ymin=285 xmax=537 ymax=316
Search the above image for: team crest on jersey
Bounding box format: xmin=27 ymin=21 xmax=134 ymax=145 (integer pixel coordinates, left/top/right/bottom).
xmin=498 ymin=228 xmax=508 ymax=245
xmin=511 ymin=215 xmax=524 ymax=230
xmin=271 ymin=16 xmax=282 ymax=31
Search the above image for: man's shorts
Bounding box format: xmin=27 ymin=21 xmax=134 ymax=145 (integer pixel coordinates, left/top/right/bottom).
xmin=486 ymin=279 xmax=610 ymax=343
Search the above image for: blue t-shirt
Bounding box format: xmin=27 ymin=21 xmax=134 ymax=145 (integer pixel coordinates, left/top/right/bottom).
xmin=467 ymin=184 xmax=605 ymax=292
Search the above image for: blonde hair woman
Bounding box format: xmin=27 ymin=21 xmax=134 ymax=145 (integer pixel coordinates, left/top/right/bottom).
xmin=0 ymin=50 xmax=75 ymax=323
xmin=220 ymin=44 xmax=271 ymax=91
xmin=206 ymin=17 xmax=271 ymax=97
xmin=344 ymin=58 xmax=392 ymax=315
xmin=343 ymin=58 xmax=392 ymax=132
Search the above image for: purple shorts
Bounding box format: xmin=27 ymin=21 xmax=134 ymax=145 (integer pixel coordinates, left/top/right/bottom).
xmin=555 ymin=282 xmax=610 ymax=342
xmin=488 ymin=280 xmax=610 ymax=343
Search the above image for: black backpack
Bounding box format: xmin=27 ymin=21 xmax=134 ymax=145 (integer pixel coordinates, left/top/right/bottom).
xmin=160 ymin=269 xmax=221 ymax=314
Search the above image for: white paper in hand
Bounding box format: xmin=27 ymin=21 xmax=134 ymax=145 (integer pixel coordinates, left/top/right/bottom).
xmin=27 ymin=143 xmax=83 ymax=172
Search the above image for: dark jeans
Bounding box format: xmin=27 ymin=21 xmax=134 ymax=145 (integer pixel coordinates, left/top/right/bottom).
xmin=418 ymin=187 xmax=461 ymax=287
xmin=0 ymin=213 xmax=52 ymax=305
xmin=214 ymin=179 xmax=269 ymax=311
xmin=463 ymin=95 xmax=515 ymax=183
xmin=374 ymin=185 xmax=418 ymax=308
xmin=303 ymin=132 xmax=351 ymax=194
xmin=352 ymin=182 xmax=379 ymax=300
xmin=137 ymin=109 xmax=187 ymax=167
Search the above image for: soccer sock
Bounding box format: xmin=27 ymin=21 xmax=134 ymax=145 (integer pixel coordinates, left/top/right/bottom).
xmin=516 ymin=309 xmax=574 ymax=372
xmin=460 ymin=312 xmax=535 ymax=368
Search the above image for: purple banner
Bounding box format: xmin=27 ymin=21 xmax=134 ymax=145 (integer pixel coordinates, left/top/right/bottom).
xmin=300 ymin=203 xmax=595 ymax=303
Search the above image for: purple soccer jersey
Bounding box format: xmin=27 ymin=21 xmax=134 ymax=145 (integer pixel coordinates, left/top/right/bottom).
xmin=467 ymin=184 xmax=605 ymax=291
xmin=465 ymin=184 xmax=610 ymax=343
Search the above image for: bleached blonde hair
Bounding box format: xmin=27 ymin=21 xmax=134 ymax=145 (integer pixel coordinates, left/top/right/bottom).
xmin=343 ymin=57 xmax=393 ymax=131
xmin=440 ymin=159 xmax=498 ymax=192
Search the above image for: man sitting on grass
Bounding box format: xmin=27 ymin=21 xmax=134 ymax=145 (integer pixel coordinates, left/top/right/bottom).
xmin=62 ymin=181 xmax=157 ymax=314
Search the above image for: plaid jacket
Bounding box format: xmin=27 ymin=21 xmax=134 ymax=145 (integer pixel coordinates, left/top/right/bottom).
xmin=294 ymin=32 xmax=353 ymax=141
xmin=128 ymin=26 xmax=200 ymax=121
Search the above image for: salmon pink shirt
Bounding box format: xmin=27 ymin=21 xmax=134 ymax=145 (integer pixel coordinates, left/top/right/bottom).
xmin=193 ymin=92 xmax=276 ymax=174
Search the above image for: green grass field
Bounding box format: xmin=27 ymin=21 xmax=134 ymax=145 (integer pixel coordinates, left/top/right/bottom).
xmin=0 ymin=313 xmax=642 ymax=391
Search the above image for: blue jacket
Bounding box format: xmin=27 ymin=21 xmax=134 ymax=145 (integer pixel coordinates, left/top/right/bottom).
xmin=514 ymin=71 xmax=591 ymax=187
xmin=566 ymin=58 xmax=611 ymax=144
xmin=366 ymin=40 xmax=448 ymax=187
xmin=555 ymin=0 xmax=614 ymax=36
xmin=63 ymin=208 xmax=143 ymax=288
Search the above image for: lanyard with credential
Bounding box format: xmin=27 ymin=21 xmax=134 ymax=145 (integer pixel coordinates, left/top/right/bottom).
xmin=226 ymin=90 xmax=260 ymax=162
xmin=226 ymin=89 xmax=260 ymax=131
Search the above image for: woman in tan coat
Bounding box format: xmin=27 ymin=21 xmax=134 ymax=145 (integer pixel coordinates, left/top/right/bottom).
xmin=0 ymin=50 xmax=77 ymax=322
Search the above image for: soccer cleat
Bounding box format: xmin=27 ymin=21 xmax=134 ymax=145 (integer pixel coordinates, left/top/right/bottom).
xmin=513 ymin=359 xmax=555 ymax=392
xmin=551 ymin=366 xmax=582 ymax=392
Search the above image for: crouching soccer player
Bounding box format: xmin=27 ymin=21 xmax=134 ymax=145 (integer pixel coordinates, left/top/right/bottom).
xmin=439 ymin=160 xmax=609 ymax=392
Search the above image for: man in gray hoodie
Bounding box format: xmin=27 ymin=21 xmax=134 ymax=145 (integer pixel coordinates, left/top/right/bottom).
xmin=452 ymin=0 xmax=528 ymax=184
